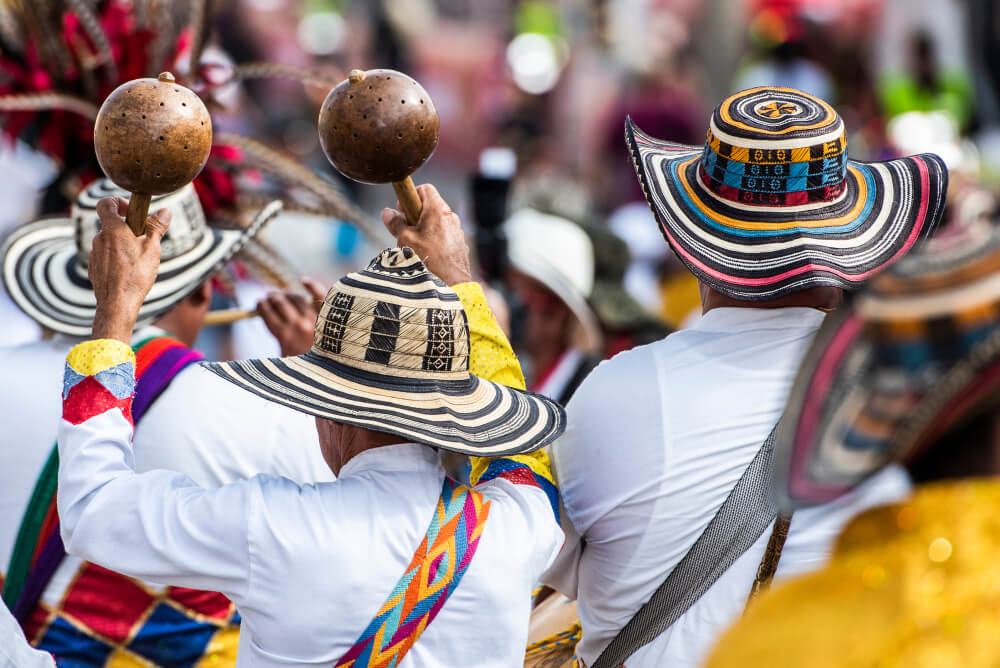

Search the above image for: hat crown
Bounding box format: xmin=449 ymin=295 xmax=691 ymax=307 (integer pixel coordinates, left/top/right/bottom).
xmin=310 ymin=248 xmax=471 ymax=379
xmin=72 ymin=179 xmax=208 ymax=266
xmin=701 ymin=87 xmax=848 ymax=207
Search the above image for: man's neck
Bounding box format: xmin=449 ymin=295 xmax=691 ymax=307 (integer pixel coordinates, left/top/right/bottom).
xmin=699 ymin=283 xmax=843 ymax=314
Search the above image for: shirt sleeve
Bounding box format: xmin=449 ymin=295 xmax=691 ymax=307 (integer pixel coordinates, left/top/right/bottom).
xmin=452 ymin=282 xmax=559 ymax=521
xmin=57 ymin=339 xmax=254 ymax=603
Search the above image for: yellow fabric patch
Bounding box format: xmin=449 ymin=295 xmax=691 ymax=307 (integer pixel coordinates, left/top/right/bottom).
xmin=452 ymin=282 xmax=526 ymax=391
xmin=195 ymin=626 xmax=241 ymax=667
xmin=66 ymin=339 xmax=136 ymax=376
xmin=104 ymin=647 xmax=151 ymax=668
xmin=453 ymin=282 xmax=555 ymax=488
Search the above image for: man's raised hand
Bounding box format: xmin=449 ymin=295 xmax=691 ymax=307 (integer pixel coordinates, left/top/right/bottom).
xmin=89 ymin=196 xmax=171 ymax=343
xmin=381 ymin=183 xmax=473 ymax=286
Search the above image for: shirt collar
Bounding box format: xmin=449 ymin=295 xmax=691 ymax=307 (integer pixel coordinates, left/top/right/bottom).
xmin=338 ymin=443 xmax=442 ymax=479
xmin=692 ymin=306 xmax=826 ymax=333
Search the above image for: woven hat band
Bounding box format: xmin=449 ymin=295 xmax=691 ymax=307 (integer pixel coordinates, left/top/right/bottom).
xmin=699 ymin=127 xmax=848 ymax=207
xmin=309 ymin=249 xmax=472 ymax=381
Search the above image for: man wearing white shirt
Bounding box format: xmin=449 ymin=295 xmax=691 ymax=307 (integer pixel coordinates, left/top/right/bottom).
xmin=0 ymin=180 xmax=329 ymax=665
xmin=55 ymin=185 xmax=566 ymax=667
xmin=542 ymin=87 xmax=949 ymax=666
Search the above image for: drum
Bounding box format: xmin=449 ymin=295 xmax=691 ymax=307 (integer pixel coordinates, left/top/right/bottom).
xmin=524 ymin=592 xmax=580 ymax=668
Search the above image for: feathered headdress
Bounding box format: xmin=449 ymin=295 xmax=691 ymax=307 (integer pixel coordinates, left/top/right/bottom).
xmin=0 ymin=0 xmax=376 ymax=243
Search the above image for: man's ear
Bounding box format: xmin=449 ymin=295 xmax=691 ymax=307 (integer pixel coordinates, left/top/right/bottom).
xmin=186 ymin=281 xmax=212 ymax=307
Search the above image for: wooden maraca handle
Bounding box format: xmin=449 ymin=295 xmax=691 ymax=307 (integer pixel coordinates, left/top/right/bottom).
xmin=203 ymin=308 xmax=258 ymax=327
xmin=125 ymin=193 xmax=152 ymax=236
xmin=392 ymin=178 xmax=422 ymax=227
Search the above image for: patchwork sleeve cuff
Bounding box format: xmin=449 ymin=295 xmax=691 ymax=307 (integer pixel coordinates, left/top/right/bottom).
xmin=63 ymin=340 xmax=137 ymax=426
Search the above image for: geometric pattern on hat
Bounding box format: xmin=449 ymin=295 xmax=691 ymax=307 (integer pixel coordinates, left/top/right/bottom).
xmin=205 ymin=248 xmax=567 ymax=456
xmin=773 ymin=223 xmax=1000 ymax=510
xmin=1 ymin=178 xmax=281 ymax=336
xmin=627 ymin=87 xmax=949 ymax=302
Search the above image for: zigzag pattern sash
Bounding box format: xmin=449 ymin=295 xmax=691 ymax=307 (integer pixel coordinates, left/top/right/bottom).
xmin=2 ymin=336 xmax=203 ymax=622
xmin=335 ymin=477 xmax=491 ymax=668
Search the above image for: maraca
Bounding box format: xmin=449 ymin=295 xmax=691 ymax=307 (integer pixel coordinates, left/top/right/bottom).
xmin=318 ymin=69 xmax=439 ymax=226
xmin=94 ymin=72 xmax=212 ymax=235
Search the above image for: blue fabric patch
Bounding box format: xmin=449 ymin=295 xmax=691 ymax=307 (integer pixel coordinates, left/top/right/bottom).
xmin=94 ymin=363 xmax=137 ymax=399
xmin=62 ymin=361 xmax=136 ymax=399
xmin=61 ymin=366 xmax=86 ymax=399
xmin=129 ymin=603 xmax=218 ymax=668
xmin=37 ymin=616 xmax=113 ymax=667
xmin=477 ymin=459 xmax=560 ymax=522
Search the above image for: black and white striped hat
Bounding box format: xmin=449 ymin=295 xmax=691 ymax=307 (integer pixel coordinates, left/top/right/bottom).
xmin=205 ymin=248 xmax=567 ymax=456
xmin=2 ymin=179 xmax=281 ymax=336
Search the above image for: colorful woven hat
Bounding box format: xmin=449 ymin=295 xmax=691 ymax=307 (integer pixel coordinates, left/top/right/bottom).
xmin=2 ymin=178 xmax=279 ymax=336
xmin=205 ymin=248 xmax=567 ymax=456
xmin=773 ymin=222 xmax=1000 ymax=509
xmin=627 ymin=87 xmax=949 ymax=301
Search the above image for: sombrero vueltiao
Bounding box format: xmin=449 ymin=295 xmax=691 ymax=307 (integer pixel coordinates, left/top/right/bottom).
xmin=206 ymin=248 xmax=566 ymax=456
xmin=627 ymin=87 xmax=949 ymax=301
xmin=2 ymin=179 xmax=280 ymax=337
xmin=773 ymin=223 xmax=1000 ymax=510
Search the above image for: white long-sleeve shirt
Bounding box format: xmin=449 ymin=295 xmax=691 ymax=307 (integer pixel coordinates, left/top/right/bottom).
xmin=58 ymin=411 xmax=561 ymax=667
xmin=0 ymin=327 xmax=332 ymax=629
xmin=55 ymin=284 xmax=563 ymax=667
xmin=544 ymin=307 xmax=911 ymax=667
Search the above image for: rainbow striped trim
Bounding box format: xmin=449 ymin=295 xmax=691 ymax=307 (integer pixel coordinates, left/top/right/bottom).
xmin=470 ymin=454 xmax=559 ymax=522
xmin=335 ymin=477 xmax=491 ymax=668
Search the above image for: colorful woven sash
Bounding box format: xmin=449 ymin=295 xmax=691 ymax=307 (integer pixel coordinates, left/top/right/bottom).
xmin=2 ymin=335 xmax=203 ymax=622
xmin=335 ymin=477 xmax=491 ymax=668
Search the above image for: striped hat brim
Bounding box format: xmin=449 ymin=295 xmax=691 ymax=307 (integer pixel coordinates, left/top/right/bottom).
xmin=626 ymin=119 xmax=949 ymax=301
xmin=2 ymin=201 xmax=281 ymax=336
xmin=203 ymin=351 xmax=566 ymax=456
xmin=775 ymin=227 xmax=1000 ymax=510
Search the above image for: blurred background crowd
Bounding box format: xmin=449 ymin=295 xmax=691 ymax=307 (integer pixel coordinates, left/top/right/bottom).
xmin=1 ymin=0 xmax=997 ymax=396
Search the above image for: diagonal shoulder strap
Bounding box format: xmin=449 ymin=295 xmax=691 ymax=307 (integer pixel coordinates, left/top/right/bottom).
xmin=1 ymin=336 xmax=202 ymax=622
xmin=335 ymin=477 xmax=491 ymax=668
xmin=591 ymin=426 xmax=781 ymax=668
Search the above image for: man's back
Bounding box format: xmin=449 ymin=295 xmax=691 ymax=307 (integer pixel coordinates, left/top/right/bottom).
xmin=0 ymin=332 xmax=332 ymax=663
xmin=548 ymin=307 xmax=911 ymax=667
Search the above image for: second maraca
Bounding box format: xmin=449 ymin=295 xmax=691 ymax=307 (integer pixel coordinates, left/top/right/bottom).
xmin=93 ymin=72 xmax=213 ymax=235
xmin=318 ymin=69 xmax=440 ymax=226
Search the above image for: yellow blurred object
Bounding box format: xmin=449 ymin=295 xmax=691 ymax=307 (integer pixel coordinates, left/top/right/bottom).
xmin=706 ymin=479 xmax=1000 ymax=668
xmin=659 ymin=272 xmax=701 ymax=328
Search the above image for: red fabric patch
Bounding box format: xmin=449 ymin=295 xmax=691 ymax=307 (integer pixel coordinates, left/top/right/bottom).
xmin=166 ymin=587 xmax=233 ymax=620
xmin=61 ymin=563 xmax=154 ymax=644
xmin=496 ymin=467 xmax=541 ymax=489
xmin=62 ymin=376 xmax=133 ymax=426
xmin=23 ymin=602 xmax=49 ymax=643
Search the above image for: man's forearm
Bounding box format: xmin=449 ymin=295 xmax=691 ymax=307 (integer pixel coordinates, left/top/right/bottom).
xmin=92 ymin=297 xmax=140 ymax=343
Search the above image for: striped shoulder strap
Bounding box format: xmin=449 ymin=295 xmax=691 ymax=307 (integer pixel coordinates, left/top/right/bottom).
xmin=1 ymin=335 xmax=202 ymax=621
xmin=335 ymin=477 xmax=491 ymax=668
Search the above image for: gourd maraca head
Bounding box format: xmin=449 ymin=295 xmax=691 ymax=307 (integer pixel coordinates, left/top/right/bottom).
xmin=318 ymin=69 xmax=439 ymax=184
xmin=94 ymin=72 xmax=213 ymax=195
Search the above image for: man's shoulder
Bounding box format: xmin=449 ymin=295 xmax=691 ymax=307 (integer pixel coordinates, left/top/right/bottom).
xmin=572 ymin=336 xmax=672 ymax=397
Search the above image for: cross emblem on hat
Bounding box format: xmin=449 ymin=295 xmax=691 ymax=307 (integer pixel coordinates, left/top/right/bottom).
xmin=756 ymin=101 xmax=801 ymax=119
